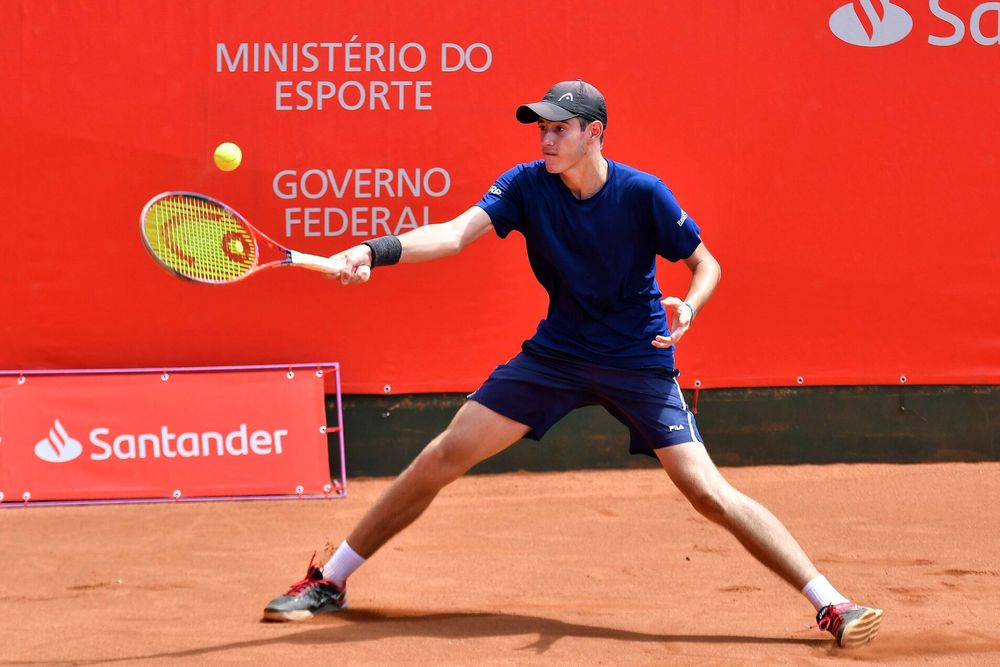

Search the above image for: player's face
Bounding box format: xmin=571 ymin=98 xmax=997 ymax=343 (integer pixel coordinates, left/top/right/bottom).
xmin=537 ymin=119 xmax=590 ymax=174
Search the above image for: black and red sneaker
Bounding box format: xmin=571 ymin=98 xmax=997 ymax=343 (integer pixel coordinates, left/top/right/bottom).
xmin=262 ymin=554 xmax=347 ymax=622
xmin=816 ymin=602 xmax=883 ymax=648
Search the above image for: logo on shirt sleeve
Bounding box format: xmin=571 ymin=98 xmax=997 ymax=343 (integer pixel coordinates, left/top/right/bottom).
xmin=488 ymin=185 xmax=504 ymax=197
xmin=677 ymin=210 xmax=688 ymax=226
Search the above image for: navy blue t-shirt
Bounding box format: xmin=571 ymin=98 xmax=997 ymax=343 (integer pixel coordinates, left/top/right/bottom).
xmin=476 ymin=159 xmax=702 ymax=369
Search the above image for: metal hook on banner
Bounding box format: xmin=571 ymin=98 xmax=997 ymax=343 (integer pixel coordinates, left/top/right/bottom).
xmin=897 ymin=374 xmax=927 ymax=422
xmin=22 ymin=491 xmax=31 ymax=506
xmin=171 ymin=489 xmax=182 ymax=502
xmin=692 ymin=380 xmax=702 ymax=415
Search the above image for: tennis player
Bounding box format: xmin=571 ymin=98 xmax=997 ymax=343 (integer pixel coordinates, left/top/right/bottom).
xmin=263 ymin=80 xmax=883 ymax=648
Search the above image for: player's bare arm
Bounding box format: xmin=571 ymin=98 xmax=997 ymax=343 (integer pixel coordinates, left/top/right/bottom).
xmin=399 ymin=206 xmax=494 ymax=262
xmin=328 ymin=206 xmax=494 ymax=284
xmin=653 ymin=242 xmax=722 ymax=349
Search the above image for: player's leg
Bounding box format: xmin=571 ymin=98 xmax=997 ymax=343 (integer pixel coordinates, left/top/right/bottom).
xmin=345 ymin=399 xmax=530 ymax=558
xmin=263 ymin=400 xmax=529 ymax=621
xmin=654 ymin=441 xmax=817 ymax=588
xmin=264 ymin=350 xmax=591 ymax=622
xmin=655 ymin=441 xmax=882 ymax=647
xmin=597 ymin=366 xmax=881 ymax=648
xmin=342 ymin=350 xmax=589 ymax=562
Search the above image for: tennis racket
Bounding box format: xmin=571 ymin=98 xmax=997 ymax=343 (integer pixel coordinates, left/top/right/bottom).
xmin=140 ymin=191 xmax=368 ymax=284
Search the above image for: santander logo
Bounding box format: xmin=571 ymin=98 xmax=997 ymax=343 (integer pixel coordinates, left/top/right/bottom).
xmin=831 ymin=1 xmax=1000 ymax=46
xmin=830 ymin=0 xmax=914 ymax=46
xmin=32 ymin=418 xmax=289 ymax=464
xmin=34 ymin=419 xmax=84 ymax=463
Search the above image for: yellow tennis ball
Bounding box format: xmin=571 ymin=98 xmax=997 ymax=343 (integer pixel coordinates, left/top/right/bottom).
xmin=213 ymin=142 xmax=242 ymax=172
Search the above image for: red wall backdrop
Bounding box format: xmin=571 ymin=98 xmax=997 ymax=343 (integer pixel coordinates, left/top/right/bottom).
xmin=1 ymin=1 xmax=998 ymax=393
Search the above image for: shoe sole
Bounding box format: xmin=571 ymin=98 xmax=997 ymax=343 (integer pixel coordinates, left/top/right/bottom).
xmin=261 ymin=601 xmax=348 ymax=623
xmin=838 ymin=608 xmax=883 ymax=648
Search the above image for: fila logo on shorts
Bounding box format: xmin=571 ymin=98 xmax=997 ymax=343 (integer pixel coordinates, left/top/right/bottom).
xmin=488 ymin=185 xmax=503 ymax=197
xmin=668 ymin=425 xmax=686 ymax=432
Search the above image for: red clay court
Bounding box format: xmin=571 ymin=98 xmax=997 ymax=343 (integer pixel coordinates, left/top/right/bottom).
xmin=3 ymin=463 xmax=999 ymax=665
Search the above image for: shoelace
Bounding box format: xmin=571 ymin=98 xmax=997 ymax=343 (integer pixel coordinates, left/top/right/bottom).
xmin=284 ymin=551 xmax=326 ymax=595
xmin=285 ymin=570 xmax=324 ymax=596
xmin=815 ymin=602 xmax=856 ymax=632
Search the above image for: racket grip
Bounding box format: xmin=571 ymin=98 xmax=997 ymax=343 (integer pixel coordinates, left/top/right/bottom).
xmin=288 ymin=250 xmax=371 ymax=280
xmin=288 ymin=250 xmax=345 ymax=273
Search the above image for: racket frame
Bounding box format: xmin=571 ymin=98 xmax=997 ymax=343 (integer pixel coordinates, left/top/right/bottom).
xmin=140 ymin=191 xmax=344 ymax=284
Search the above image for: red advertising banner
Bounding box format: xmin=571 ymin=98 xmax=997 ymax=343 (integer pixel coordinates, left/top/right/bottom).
xmin=1 ymin=1 xmax=998 ymax=391
xmin=0 ymin=368 xmax=337 ymax=504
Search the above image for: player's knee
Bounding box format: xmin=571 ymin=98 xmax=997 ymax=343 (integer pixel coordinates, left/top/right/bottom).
xmin=686 ymin=487 xmax=730 ymax=524
xmin=413 ymin=431 xmax=476 ymax=481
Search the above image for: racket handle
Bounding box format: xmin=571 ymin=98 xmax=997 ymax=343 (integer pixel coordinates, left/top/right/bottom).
xmin=288 ymin=250 xmax=345 ymax=273
xmin=288 ymin=250 xmax=371 ymax=279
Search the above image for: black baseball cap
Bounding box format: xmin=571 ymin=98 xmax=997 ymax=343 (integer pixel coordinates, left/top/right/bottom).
xmin=516 ymin=79 xmax=607 ymax=126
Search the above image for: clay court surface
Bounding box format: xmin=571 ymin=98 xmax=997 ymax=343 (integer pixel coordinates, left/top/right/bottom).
xmin=2 ymin=462 xmax=999 ymax=666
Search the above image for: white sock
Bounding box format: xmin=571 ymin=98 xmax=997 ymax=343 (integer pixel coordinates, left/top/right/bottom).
xmin=801 ymin=574 xmax=850 ymax=612
xmin=322 ymin=540 xmax=366 ymax=587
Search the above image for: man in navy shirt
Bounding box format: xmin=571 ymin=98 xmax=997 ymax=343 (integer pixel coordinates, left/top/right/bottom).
xmin=263 ymin=80 xmax=883 ymax=648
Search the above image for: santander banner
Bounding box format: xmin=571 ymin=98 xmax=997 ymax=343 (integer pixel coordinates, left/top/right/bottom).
xmin=0 ymin=370 xmax=332 ymax=503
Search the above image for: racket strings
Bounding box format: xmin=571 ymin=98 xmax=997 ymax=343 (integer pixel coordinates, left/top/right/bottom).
xmin=144 ymin=195 xmax=257 ymax=282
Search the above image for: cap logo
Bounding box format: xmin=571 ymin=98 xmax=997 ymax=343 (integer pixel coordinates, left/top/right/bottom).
xmin=558 ymin=93 xmax=574 ymax=102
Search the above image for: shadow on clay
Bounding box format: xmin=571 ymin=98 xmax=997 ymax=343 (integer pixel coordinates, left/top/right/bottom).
xmin=0 ymin=607 xmax=830 ymax=665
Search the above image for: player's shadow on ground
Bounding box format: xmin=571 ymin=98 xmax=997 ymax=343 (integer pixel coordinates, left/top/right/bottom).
xmin=287 ymin=608 xmax=827 ymax=654
xmin=9 ymin=608 xmax=827 ymax=665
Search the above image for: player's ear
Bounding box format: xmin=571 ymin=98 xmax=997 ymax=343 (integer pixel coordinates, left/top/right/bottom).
xmin=590 ymin=120 xmax=604 ymax=144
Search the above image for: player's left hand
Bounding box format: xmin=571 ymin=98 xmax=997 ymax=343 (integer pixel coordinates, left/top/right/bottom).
xmin=652 ymin=296 xmax=693 ymax=348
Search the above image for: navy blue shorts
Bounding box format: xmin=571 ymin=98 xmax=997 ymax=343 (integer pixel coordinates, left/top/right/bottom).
xmin=468 ymin=350 xmax=702 ymax=457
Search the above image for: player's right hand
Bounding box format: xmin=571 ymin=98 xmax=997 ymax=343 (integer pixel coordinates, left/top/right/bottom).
xmin=328 ymin=245 xmax=373 ymax=285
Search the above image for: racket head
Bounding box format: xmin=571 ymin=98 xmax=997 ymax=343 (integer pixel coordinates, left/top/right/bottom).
xmin=140 ymin=192 xmax=261 ymax=284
